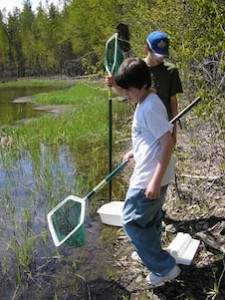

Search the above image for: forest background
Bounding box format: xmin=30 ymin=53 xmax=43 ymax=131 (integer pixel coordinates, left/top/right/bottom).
xmin=0 ymin=0 xmax=224 ymax=101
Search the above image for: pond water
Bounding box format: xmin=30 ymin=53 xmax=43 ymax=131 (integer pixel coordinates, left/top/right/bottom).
xmin=0 ymin=85 xmax=65 ymax=125
xmin=0 ymin=85 xmax=131 ymax=299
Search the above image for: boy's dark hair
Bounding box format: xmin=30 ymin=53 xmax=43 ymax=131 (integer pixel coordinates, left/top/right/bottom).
xmin=115 ymin=57 xmax=151 ymax=90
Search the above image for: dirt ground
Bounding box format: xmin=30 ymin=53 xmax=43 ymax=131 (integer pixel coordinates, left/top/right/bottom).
xmin=110 ymin=211 xmax=225 ymax=300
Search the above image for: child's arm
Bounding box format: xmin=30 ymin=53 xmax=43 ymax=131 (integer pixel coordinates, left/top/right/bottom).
xmin=123 ymin=150 xmax=134 ymax=163
xmin=105 ymin=75 xmax=123 ymax=95
xmin=145 ymin=131 xmax=174 ymax=199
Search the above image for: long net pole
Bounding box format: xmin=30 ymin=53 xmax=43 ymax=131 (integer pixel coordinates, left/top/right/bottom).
xmin=104 ymin=24 xmax=130 ymax=202
xmin=108 ymin=88 xmax=113 ymax=201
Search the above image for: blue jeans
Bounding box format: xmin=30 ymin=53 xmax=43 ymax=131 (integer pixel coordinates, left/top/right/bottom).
xmin=122 ymin=186 xmax=176 ymax=276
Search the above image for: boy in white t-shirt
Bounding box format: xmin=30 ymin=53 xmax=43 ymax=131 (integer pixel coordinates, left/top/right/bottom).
xmin=115 ymin=57 xmax=180 ymax=286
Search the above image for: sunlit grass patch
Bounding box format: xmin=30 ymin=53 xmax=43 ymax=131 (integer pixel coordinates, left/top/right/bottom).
xmin=33 ymin=81 xmax=107 ymax=105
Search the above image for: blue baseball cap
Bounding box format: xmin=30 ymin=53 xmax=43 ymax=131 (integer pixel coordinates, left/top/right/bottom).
xmin=146 ymin=31 xmax=169 ymax=58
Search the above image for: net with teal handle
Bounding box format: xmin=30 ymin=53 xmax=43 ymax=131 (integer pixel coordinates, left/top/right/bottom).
xmin=47 ymin=161 xmax=128 ymax=247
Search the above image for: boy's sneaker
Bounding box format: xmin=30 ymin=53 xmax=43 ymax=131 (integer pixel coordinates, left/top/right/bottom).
xmin=146 ymin=265 xmax=181 ymax=287
xmin=131 ymin=251 xmax=143 ymax=263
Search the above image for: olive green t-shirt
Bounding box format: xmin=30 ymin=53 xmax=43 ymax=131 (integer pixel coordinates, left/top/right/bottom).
xmin=149 ymin=60 xmax=183 ymax=119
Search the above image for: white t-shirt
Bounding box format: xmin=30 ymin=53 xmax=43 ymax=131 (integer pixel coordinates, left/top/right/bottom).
xmin=129 ymin=93 xmax=174 ymax=189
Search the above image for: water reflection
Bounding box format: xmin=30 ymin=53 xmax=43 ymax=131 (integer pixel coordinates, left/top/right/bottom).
xmin=0 ymin=85 xmax=63 ymax=125
xmin=0 ymin=144 xmax=77 ymax=223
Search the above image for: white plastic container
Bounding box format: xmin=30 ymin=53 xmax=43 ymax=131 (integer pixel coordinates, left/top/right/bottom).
xmin=97 ymin=201 xmax=124 ymax=227
xmin=166 ymin=232 xmax=200 ymax=265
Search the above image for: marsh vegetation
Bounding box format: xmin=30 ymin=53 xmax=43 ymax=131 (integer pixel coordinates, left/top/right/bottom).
xmin=0 ymin=79 xmax=132 ymax=299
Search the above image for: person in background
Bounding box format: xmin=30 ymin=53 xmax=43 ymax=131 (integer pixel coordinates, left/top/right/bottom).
xmin=106 ymin=30 xmax=183 ymax=145
xmin=144 ymin=30 xmax=183 ymax=144
xmin=115 ymin=57 xmax=181 ymax=286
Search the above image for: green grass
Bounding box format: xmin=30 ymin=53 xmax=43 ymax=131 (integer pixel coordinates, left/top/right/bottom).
xmin=0 ymin=78 xmax=70 ymax=88
xmin=1 ymin=79 xmax=132 ymax=197
xmin=33 ymin=81 xmax=108 ymax=105
xmin=3 ymin=80 xmax=108 ymax=150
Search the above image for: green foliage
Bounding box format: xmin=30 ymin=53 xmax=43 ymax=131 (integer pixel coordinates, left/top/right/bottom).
xmin=0 ymin=12 xmax=9 ymax=64
xmin=206 ymin=282 xmax=219 ymax=296
xmin=0 ymin=0 xmax=224 ymax=81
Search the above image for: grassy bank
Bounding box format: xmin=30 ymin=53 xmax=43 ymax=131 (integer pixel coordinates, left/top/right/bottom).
xmin=3 ymin=81 xmax=108 ymax=155
xmin=0 ymin=79 xmax=133 ymax=299
xmin=3 ymin=80 xmax=132 ymax=184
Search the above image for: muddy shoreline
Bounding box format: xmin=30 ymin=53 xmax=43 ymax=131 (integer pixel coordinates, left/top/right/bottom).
xmin=12 ymin=95 xmax=75 ymax=116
